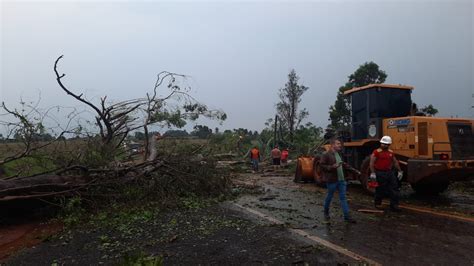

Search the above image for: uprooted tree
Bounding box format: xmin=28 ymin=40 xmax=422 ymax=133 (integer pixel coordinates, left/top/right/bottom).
xmin=0 ymin=55 xmax=227 ymax=202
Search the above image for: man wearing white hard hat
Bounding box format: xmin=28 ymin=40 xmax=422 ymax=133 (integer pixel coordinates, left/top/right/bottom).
xmin=369 ymin=136 xmax=403 ymax=212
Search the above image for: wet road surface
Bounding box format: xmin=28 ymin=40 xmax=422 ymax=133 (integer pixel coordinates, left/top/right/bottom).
xmin=232 ymin=174 xmax=474 ymax=265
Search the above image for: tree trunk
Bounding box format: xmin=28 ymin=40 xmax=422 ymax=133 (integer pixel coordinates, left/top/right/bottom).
xmin=143 ymin=125 xmax=149 ymax=161
xmin=147 ymin=134 xmax=157 ymax=161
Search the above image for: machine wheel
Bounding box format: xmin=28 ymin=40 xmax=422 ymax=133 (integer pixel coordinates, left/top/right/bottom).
xmin=410 ymin=181 xmax=449 ymax=195
xmin=294 ymin=161 xmax=303 ymax=183
xmin=359 ymin=157 xmax=375 ymax=194
xmin=312 ymin=156 xmax=326 ymax=187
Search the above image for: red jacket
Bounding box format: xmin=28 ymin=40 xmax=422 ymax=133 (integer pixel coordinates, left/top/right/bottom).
xmin=372 ymin=148 xmax=395 ymax=171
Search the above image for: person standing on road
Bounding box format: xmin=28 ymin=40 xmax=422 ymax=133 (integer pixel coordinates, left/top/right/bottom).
xmin=281 ymin=148 xmax=289 ymax=168
xmin=369 ymin=136 xmax=403 ymax=212
xmin=271 ymin=146 xmax=281 ymax=171
xmin=320 ymin=138 xmax=359 ymax=223
xmin=250 ymin=146 xmax=261 ymax=173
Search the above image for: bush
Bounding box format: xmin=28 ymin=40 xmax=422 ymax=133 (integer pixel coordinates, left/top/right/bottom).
xmin=120 ymin=251 xmax=163 ymax=266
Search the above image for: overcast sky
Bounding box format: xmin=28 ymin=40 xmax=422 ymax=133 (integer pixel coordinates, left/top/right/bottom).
xmin=1 ymin=0 xmax=473 ymax=133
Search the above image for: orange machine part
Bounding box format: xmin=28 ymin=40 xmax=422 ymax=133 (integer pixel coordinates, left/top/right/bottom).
xmin=298 ymin=156 xmax=315 ymax=178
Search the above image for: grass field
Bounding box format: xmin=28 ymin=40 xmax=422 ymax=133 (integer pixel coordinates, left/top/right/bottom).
xmin=0 ymin=139 xmax=88 ymax=177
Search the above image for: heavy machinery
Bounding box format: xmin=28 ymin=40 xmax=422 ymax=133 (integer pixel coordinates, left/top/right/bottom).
xmin=295 ymin=84 xmax=474 ymax=194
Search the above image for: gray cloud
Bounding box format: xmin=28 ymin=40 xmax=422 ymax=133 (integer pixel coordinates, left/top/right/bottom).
xmin=1 ymin=0 xmax=472 ymax=133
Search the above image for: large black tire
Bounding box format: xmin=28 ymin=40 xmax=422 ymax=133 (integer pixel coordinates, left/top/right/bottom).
xmin=294 ymin=161 xmax=303 ymax=183
xmin=359 ymin=157 xmax=376 ymax=194
xmin=410 ymin=181 xmax=449 ymax=195
xmin=313 ymin=156 xmax=326 ymax=187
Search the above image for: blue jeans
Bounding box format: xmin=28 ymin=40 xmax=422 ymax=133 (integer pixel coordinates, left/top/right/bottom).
xmin=324 ymin=180 xmax=350 ymax=219
xmin=251 ymin=159 xmax=259 ymax=171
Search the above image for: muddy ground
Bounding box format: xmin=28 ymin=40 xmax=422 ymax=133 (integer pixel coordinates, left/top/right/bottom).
xmin=4 ymin=202 xmax=353 ymax=265
xmin=2 ymin=172 xmax=474 ymax=265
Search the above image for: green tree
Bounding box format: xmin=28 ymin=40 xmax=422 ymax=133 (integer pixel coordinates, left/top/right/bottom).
xmin=411 ymin=102 xmax=439 ymax=117
xmin=163 ymin=130 xmax=189 ymax=137
xmin=32 ymin=133 xmax=54 ymax=141
xmin=419 ymin=104 xmax=438 ymax=116
xmin=276 ymin=69 xmax=309 ymax=142
xmin=259 ymin=128 xmax=273 ymax=145
xmin=328 ymin=62 xmax=387 ymax=131
xmin=134 ymin=131 xmax=146 ymax=141
xmin=293 ymin=122 xmax=323 ymax=154
xmin=233 ymin=128 xmax=250 ymax=137
xmin=191 ymin=125 xmax=213 ymax=139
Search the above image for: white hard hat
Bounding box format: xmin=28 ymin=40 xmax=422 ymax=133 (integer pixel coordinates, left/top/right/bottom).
xmin=380 ymin=136 xmax=392 ymax=145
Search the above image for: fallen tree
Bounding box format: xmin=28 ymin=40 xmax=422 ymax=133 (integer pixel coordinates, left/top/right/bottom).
xmin=0 ymin=56 xmax=227 ymax=202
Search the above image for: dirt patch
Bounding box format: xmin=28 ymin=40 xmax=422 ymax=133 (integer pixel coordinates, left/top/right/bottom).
xmin=0 ymin=221 xmax=62 ymax=261
xmin=0 ymin=199 xmax=63 ymax=262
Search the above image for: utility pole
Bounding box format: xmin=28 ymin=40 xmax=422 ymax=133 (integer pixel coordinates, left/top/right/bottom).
xmin=471 ymin=93 xmax=474 ymax=117
xmin=273 ymin=115 xmax=278 ymax=148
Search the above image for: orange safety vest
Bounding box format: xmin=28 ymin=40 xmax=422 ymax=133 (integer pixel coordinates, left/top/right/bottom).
xmin=250 ymin=148 xmax=260 ymax=159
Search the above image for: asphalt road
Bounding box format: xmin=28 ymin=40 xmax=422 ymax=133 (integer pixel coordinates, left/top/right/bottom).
xmin=232 ymin=173 xmax=474 ymax=265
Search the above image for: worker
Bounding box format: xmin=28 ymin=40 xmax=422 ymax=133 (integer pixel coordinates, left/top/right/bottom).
xmin=320 ymin=138 xmax=359 ymax=223
xmin=281 ymin=148 xmax=289 ymax=168
xmin=271 ymin=145 xmax=281 ymax=171
xmin=369 ymin=136 xmax=403 ymax=212
xmin=250 ymin=146 xmax=261 ymax=173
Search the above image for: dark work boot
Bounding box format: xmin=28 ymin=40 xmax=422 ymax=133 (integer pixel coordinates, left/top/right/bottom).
xmin=344 ymin=217 xmax=357 ymax=224
xmin=323 ymin=209 xmax=330 ymax=220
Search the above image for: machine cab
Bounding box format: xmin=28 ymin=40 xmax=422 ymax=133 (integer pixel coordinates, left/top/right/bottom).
xmin=339 ymin=84 xmax=474 ymax=194
xmin=344 ymin=84 xmax=413 ymax=141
